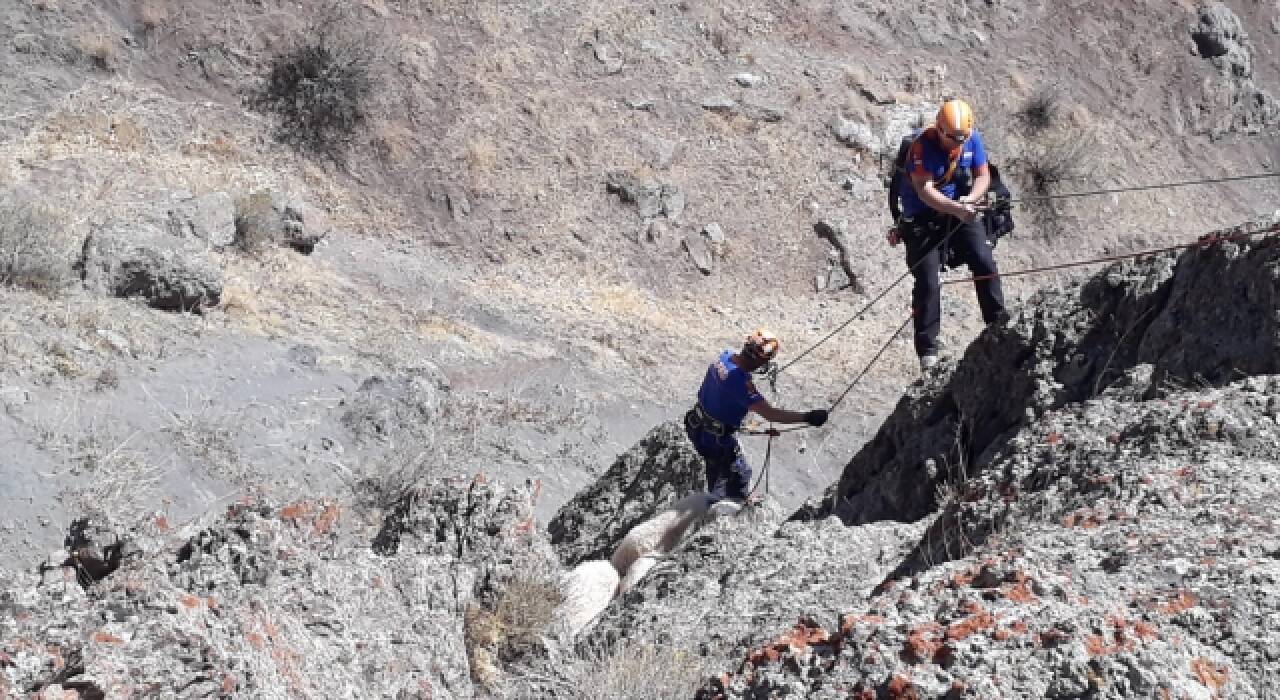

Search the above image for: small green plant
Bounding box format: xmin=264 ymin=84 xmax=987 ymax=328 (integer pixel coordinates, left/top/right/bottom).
xmin=249 ymin=4 xmax=385 ymax=161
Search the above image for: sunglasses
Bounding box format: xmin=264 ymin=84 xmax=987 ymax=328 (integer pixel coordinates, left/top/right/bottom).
xmin=941 ymin=129 xmax=970 ymax=144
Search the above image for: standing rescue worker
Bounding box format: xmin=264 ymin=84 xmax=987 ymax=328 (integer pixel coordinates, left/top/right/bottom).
xmin=684 ymin=329 xmax=828 ymax=502
xmin=895 ymin=99 xmax=1007 ymax=370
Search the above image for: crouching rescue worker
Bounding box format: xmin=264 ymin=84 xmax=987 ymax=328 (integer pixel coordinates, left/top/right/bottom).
xmin=684 ymin=329 xmax=828 ymax=503
xmin=893 ymin=99 xmax=1007 ymax=370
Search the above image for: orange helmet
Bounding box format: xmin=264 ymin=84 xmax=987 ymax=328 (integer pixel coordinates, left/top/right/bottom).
xmin=936 ymin=99 xmax=975 ymax=143
xmin=744 ymin=328 xmax=780 ymax=361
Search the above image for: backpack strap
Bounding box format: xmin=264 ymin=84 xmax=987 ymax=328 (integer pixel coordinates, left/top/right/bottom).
xmin=905 ymin=127 xmax=961 ymax=187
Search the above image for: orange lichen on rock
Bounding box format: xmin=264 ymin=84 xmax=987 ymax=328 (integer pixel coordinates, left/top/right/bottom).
xmin=1158 ymin=591 xmax=1198 ymax=615
xmin=945 ymin=610 xmax=995 ymax=641
xmin=1191 ymin=658 xmax=1229 ymax=690
xmin=886 ymin=674 xmax=921 ymax=700
xmin=903 ymin=623 xmax=941 ymax=663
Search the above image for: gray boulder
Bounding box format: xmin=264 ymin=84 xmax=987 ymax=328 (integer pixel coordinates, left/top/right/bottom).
xmin=341 ymin=368 xmax=449 ymax=447
xmin=803 ymin=218 xmax=1280 ymax=528
xmin=1192 ymin=2 xmax=1252 ymax=78
xmin=684 ymin=231 xmax=714 ymax=274
xmin=606 ymin=172 xmax=685 ymax=223
xmin=831 ymin=115 xmax=880 ymax=153
xmin=3 ymin=479 xmax=558 ymax=699
xmin=700 ymin=96 xmax=738 ymax=113
xmin=547 ymin=420 xmax=705 ymax=566
xmin=234 ymin=190 xmax=330 ymax=254
xmin=78 ymin=220 xmax=222 ymax=311
xmin=165 ymin=191 xmax=235 ymax=247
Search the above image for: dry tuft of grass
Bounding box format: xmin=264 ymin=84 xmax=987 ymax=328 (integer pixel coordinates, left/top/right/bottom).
xmin=136 ymin=0 xmax=169 ymax=33
xmin=464 ymin=558 xmax=564 ymax=690
xmin=73 ymin=31 xmax=121 ymax=72
xmin=1017 ymin=86 xmax=1062 ymax=136
xmin=180 ymin=132 xmax=242 ymax=160
xmin=509 ymin=638 xmax=706 ymax=699
xmin=0 ymin=194 xmax=76 ymax=293
xmin=465 ymin=137 xmax=498 ymax=173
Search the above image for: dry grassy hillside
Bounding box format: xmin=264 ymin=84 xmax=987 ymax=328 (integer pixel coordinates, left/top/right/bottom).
xmin=0 ymin=0 xmax=1277 ymax=569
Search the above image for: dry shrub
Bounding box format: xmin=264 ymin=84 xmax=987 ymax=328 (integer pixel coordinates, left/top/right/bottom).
xmin=0 ymin=194 xmax=75 ymax=293
xmin=353 ymin=449 xmax=437 ymax=512
xmin=1017 ymin=85 xmax=1061 ymax=136
xmin=466 ymin=137 xmax=498 ymax=173
xmin=180 ymin=133 xmax=241 ymax=160
xmin=250 ymin=2 xmax=388 ymax=161
xmin=509 ymin=638 xmax=705 ymax=699
xmin=465 ymin=559 xmax=565 ymax=690
xmin=1022 ymin=127 xmax=1095 ymax=195
xmin=73 ymin=31 xmax=120 ymax=71
xmin=843 ymin=64 xmax=869 ymax=89
xmin=136 ymin=0 xmax=168 ymax=33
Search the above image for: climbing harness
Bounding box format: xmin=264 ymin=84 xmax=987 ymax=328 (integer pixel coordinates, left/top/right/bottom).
xmin=684 ymin=403 xmax=732 ymax=437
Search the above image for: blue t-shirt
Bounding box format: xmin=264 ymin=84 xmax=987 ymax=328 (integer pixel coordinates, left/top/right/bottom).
xmin=899 ymin=127 xmax=988 ymax=218
xmin=696 ymin=351 xmax=764 ymax=428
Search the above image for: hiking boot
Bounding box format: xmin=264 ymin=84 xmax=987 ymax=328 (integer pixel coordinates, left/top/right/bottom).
xmin=919 ymin=354 xmax=939 ymax=371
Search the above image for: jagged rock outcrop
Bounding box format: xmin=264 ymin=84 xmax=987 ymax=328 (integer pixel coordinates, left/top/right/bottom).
xmin=800 ymin=219 xmax=1280 ymax=528
xmin=547 ymin=420 xmax=705 ymax=566
xmin=590 ymin=504 xmax=925 ymax=670
xmin=700 ymin=224 xmax=1280 ymax=697
xmin=1 ymin=478 xmax=557 ymax=699
xmin=708 ymin=372 xmax=1280 ymax=699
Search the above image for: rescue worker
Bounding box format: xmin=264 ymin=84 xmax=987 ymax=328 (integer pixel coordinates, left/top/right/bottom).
xmin=684 ymin=329 xmax=828 ymax=502
xmin=894 ymin=99 xmax=1007 ymax=370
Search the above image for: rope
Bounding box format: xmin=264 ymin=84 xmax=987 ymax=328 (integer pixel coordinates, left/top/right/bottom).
xmin=942 ymin=225 xmax=1280 ymax=287
xmin=745 ymin=431 xmax=774 ymax=500
xmin=829 ymin=313 xmax=914 ymax=412
xmin=1012 ymin=171 xmax=1280 ymax=204
xmin=779 ymin=215 xmax=964 ymax=374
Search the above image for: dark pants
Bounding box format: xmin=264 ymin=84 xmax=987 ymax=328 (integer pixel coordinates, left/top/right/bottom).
xmin=904 ymin=212 xmax=1006 ymax=357
xmin=684 ymin=420 xmax=751 ymax=501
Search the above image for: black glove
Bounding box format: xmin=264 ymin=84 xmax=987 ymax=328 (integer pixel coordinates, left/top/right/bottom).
xmin=804 ymin=409 xmax=828 ymax=427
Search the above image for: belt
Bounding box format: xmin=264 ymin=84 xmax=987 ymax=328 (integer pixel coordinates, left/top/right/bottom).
xmin=686 ymin=403 xmax=733 ymax=437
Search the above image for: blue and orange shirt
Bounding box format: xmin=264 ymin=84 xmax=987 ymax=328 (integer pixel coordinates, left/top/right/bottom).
xmin=899 ymin=127 xmax=989 ymax=218
xmin=697 ymin=351 xmax=764 ymax=428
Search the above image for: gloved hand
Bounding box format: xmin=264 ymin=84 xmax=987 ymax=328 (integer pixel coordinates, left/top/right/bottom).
xmin=804 ymin=409 xmax=829 ymax=427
